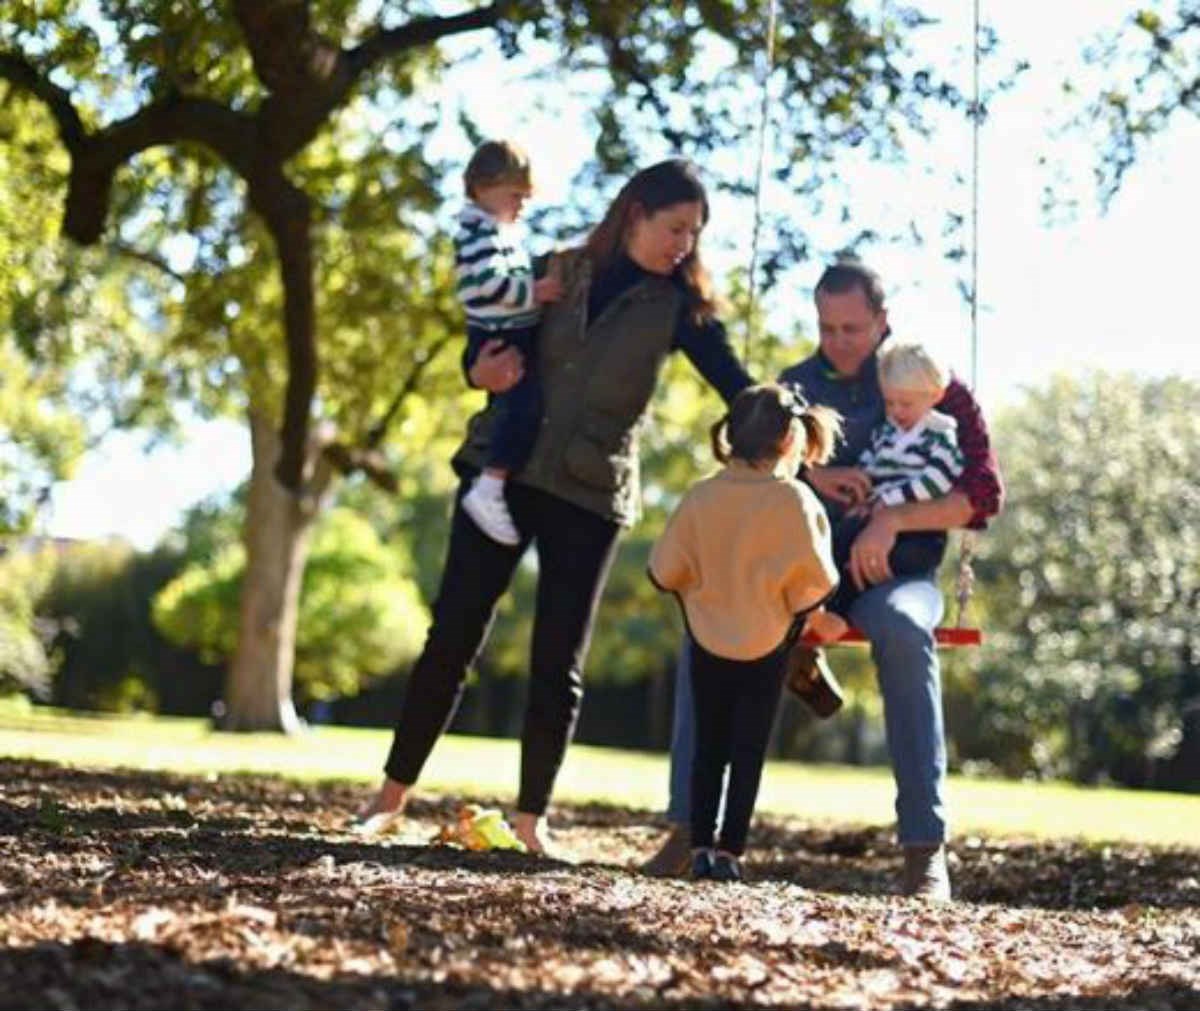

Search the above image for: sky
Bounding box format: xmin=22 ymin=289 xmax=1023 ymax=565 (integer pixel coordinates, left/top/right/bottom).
xmin=42 ymin=1 xmax=1200 ymax=549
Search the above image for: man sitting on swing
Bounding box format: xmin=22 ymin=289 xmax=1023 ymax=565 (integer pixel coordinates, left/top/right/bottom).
xmin=643 ymin=257 xmax=1004 ymax=900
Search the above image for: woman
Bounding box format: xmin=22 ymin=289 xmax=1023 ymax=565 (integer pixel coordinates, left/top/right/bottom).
xmin=362 ymin=159 xmax=754 ymax=853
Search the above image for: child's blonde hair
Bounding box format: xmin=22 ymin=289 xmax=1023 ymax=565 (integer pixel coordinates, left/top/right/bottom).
xmin=711 ymin=383 xmax=842 ymax=469
xmin=878 ymin=340 xmax=950 ymax=393
xmin=463 ymin=140 xmax=533 ymax=200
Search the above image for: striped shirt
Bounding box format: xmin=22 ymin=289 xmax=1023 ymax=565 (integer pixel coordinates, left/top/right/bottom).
xmin=859 ymin=410 xmax=965 ymax=506
xmin=779 ymin=349 xmax=1003 ymax=528
xmin=454 ymin=202 xmax=539 ymax=333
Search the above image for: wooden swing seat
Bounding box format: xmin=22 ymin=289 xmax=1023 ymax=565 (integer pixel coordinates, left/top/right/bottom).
xmin=801 ymin=626 xmax=982 ymax=649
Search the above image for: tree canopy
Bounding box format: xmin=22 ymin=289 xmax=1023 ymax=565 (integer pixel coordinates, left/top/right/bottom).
xmin=1080 ymin=2 xmax=1199 ymax=204
xmin=0 ymin=0 xmax=967 ymax=490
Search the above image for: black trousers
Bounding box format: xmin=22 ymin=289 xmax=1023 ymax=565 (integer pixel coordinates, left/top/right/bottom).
xmin=827 ymin=512 xmax=947 ymax=617
xmin=467 ymin=325 xmax=542 ymax=473
xmin=689 ymin=639 xmax=787 ymax=855
xmin=384 ymin=479 xmax=620 ymax=814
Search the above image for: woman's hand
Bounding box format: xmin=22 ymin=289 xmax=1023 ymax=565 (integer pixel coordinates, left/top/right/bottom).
xmin=848 ymin=508 xmax=900 ymax=590
xmin=533 ymin=275 xmax=564 ymax=304
xmin=469 ymin=339 xmax=525 ymax=393
xmin=807 ymin=466 xmax=872 ymax=507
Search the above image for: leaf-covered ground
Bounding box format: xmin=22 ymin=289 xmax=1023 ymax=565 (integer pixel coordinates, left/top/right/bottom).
xmin=0 ymin=759 xmax=1196 ymax=1010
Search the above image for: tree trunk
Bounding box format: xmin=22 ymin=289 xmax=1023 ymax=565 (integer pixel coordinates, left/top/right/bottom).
xmin=248 ymin=171 xmax=316 ymax=492
xmin=222 ymin=413 xmax=318 ymax=732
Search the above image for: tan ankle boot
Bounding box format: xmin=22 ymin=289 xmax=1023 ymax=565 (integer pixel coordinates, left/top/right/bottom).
xmin=784 ymin=644 xmax=844 ymax=718
xmin=901 ymin=844 xmax=952 ymax=901
xmin=640 ymin=824 xmax=692 ymax=878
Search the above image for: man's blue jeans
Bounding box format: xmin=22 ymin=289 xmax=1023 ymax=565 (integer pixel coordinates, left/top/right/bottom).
xmin=666 ymin=576 xmax=948 ymax=845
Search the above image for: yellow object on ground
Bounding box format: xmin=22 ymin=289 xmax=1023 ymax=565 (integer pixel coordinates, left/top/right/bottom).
xmin=435 ymin=804 xmax=526 ymax=852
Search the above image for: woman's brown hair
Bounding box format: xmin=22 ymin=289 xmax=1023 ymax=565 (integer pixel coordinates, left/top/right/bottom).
xmin=584 ymin=159 xmax=718 ymax=321
xmin=710 ymin=383 xmax=842 ymax=469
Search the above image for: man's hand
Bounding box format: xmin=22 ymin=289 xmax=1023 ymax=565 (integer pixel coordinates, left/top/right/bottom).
xmin=848 ymin=509 xmax=900 ymax=590
xmin=468 ymin=339 xmax=524 ymax=393
xmin=845 ymin=498 xmax=875 ymax=520
xmin=807 ymin=466 xmax=872 ymax=507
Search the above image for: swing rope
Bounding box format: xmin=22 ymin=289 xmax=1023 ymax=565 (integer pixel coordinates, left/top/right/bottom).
xmin=954 ymin=0 xmax=983 ymax=630
xmin=742 ymin=0 xmax=779 ymax=364
xmin=789 ymin=2 xmax=985 ymax=649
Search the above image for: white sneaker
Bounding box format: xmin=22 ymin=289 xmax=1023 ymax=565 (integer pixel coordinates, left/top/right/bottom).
xmin=462 ymin=479 xmax=521 ymax=546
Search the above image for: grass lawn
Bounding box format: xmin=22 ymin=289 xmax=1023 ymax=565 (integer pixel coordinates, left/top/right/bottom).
xmin=1 ymin=701 xmax=1197 ymax=847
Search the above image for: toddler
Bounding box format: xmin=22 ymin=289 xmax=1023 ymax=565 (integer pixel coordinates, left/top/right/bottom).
xmin=456 ymin=140 xmax=563 ymax=545
xmin=809 ymin=340 xmax=966 ymax=640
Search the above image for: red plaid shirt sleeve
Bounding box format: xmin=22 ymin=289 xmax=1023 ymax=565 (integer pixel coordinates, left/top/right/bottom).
xmin=937 ymin=378 xmax=1005 ymax=529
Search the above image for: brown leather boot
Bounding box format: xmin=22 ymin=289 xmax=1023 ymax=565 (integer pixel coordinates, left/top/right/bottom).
xmin=639 ymin=824 xmax=692 ymax=878
xmin=901 ymin=844 xmax=952 ymax=901
xmin=784 ymin=643 xmax=844 ymax=718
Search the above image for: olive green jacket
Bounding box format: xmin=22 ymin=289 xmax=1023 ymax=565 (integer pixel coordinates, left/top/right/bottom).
xmin=454 ymin=248 xmax=683 ymax=527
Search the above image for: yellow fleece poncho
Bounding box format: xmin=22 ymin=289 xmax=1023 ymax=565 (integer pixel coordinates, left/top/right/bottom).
xmin=649 ymin=460 xmax=838 ymax=661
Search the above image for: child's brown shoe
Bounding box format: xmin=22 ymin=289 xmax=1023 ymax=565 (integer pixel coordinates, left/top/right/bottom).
xmin=784 ymin=643 xmax=844 ymax=718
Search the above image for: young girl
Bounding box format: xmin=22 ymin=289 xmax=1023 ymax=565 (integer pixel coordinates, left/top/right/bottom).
xmin=649 ymin=383 xmax=841 ymax=881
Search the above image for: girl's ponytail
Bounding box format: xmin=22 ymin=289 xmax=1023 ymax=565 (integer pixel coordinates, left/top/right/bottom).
xmin=710 ymin=415 xmax=731 ymax=463
xmin=798 ymin=405 xmax=842 ymax=467
xmin=715 ymin=383 xmax=842 ymax=468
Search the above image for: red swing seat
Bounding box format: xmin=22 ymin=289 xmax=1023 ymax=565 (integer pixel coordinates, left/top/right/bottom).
xmin=801 ymin=626 xmax=982 ymax=649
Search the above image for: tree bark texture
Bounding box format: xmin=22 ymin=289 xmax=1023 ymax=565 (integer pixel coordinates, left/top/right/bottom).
xmin=223 ymin=413 xmax=318 ymax=733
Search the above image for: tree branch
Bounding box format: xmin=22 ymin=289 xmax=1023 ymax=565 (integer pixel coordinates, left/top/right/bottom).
xmin=597 ymin=34 xmax=672 ymax=121
xmin=0 ymin=50 xmax=87 ymax=150
xmin=231 ymin=0 xmax=340 ymax=94
xmin=100 ymin=96 xmax=259 ymax=177
xmin=63 ymin=96 xmax=257 ymax=245
xmin=321 ymin=333 xmax=456 ymax=493
xmin=110 ymin=241 xmax=188 ymax=283
xmin=365 ymin=333 xmax=456 ymax=448
xmin=321 ymin=442 xmax=398 ymax=493
xmin=347 ymin=3 xmax=511 ymax=81
xmin=1 ymin=49 xmax=258 ymax=245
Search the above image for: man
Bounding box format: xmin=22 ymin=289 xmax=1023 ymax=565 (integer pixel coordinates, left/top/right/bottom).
xmin=642 ymin=259 xmax=1004 ymax=899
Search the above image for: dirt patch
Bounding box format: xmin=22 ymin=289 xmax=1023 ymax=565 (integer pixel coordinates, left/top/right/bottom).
xmin=0 ymin=759 xmax=1196 ymax=1009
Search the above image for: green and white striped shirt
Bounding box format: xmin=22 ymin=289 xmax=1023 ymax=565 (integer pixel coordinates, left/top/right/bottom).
xmin=454 ymin=203 xmax=539 ymax=332
xmin=859 ymin=411 xmax=965 ymax=506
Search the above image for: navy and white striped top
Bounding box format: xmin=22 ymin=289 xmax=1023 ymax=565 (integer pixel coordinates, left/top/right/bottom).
xmin=454 ymin=203 xmax=539 ymax=333
xmin=859 ymin=411 xmax=965 ymax=506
